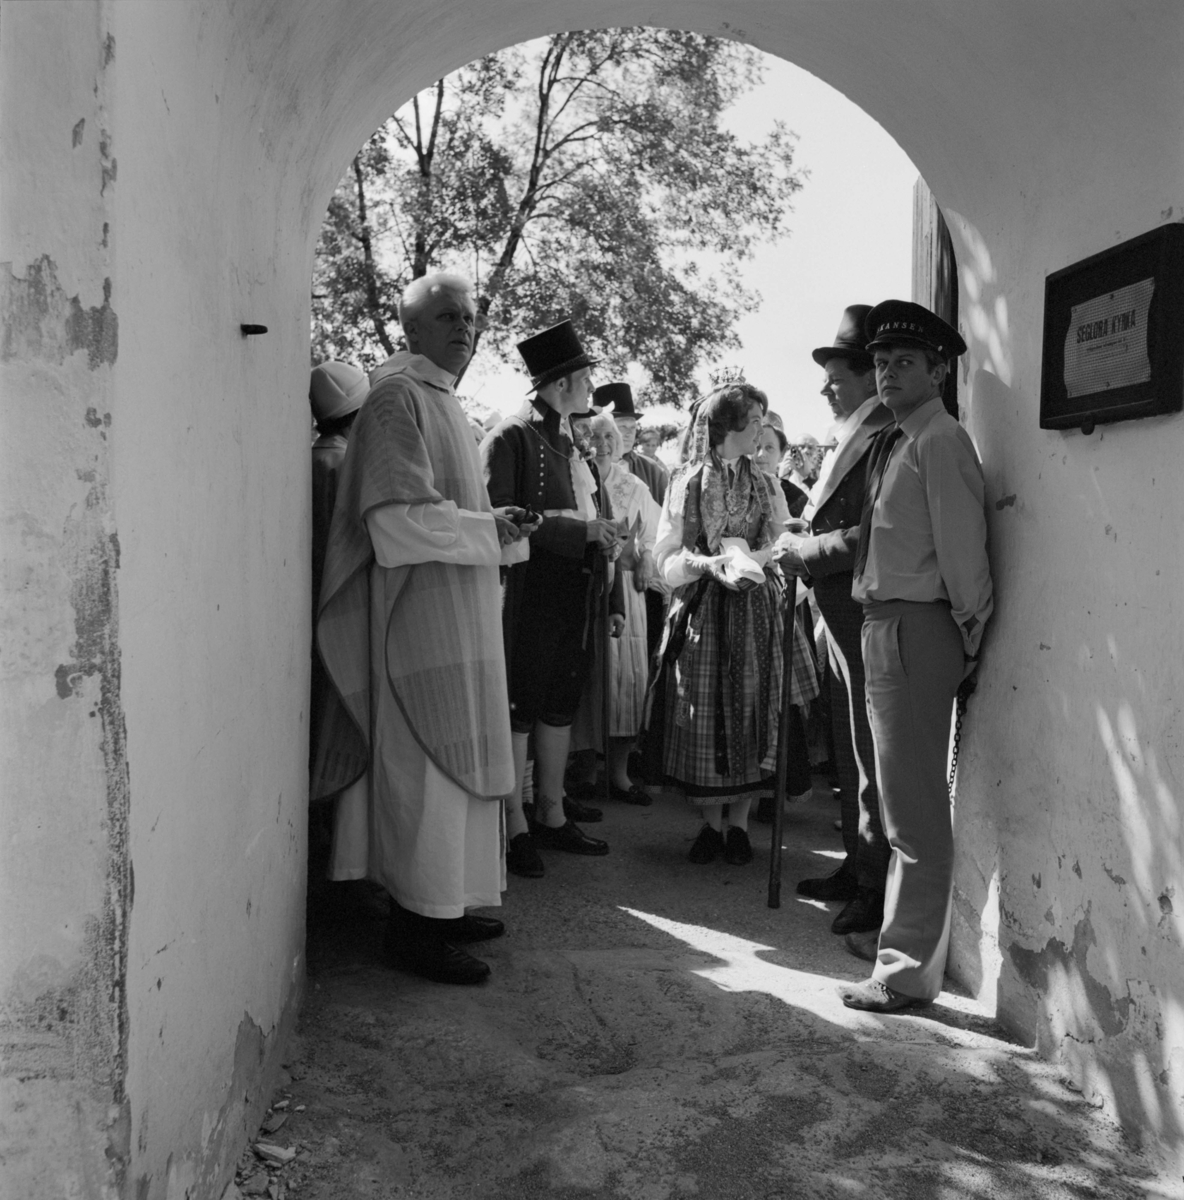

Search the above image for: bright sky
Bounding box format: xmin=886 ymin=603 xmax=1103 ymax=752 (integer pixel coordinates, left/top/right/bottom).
xmin=462 ymin=52 xmax=918 ymax=443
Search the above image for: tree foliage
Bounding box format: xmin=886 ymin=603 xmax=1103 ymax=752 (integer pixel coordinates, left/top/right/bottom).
xmin=311 ymin=28 xmax=804 ymax=406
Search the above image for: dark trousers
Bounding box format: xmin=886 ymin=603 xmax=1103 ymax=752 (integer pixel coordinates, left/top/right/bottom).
xmin=814 ymin=575 xmax=890 ymax=893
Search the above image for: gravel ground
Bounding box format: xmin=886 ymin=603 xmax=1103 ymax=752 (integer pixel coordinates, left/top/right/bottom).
xmin=225 ymin=783 xmax=1178 ymax=1200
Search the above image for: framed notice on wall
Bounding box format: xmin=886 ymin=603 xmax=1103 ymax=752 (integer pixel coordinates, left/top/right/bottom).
xmin=1039 ymin=224 xmax=1184 ymax=433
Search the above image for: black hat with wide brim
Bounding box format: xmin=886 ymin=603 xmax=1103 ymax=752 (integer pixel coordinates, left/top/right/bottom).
xmin=864 ymin=300 xmax=967 ymax=359
xmin=811 ymin=305 xmax=875 ymax=367
xmin=593 ymin=382 xmax=637 ymax=416
xmin=517 ymin=320 xmax=597 ymax=392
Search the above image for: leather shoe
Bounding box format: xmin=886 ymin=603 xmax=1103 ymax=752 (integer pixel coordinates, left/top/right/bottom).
xmin=391 ymin=938 xmax=491 ymax=985
xmin=563 ymin=796 xmax=603 ymax=823
xmin=532 ymin=819 xmax=609 ymax=856
xmin=451 ymin=913 xmax=505 ymax=943
xmin=796 ymin=864 xmax=858 ymax=901
xmin=837 ymin=979 xmax=931 ymax=1013
xmin=688 ymin=824 xmax=724 ymax=864
xmin=506 ymin=832 xmax=544 ymax=877
xmin=609 ymin=782 xmax=652 ymax=806
xmin=844 ymin=929 xmax=880 ymax=963
xmin=831 ymin=887 xmax=884 ymax=935
xmin=722 ymin=826 xmax=753 ymax=865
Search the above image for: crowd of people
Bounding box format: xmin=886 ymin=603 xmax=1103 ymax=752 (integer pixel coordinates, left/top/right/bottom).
xmin=308 ymin=272 xmax=993 ymax=1014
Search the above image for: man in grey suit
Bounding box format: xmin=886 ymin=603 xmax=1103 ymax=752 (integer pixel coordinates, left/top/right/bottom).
xmin=780 ymin=306 xmax=893 ymax=936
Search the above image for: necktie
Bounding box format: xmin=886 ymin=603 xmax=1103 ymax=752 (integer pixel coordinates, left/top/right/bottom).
xmin=852 ymin=425 xmax=904 ymax=582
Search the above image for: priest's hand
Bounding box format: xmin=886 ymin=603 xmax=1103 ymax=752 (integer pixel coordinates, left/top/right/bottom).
xmin=609 ymin=613 xmax=626 ymax=638
xmin=493 ymin=512 xmax=524 ymax=546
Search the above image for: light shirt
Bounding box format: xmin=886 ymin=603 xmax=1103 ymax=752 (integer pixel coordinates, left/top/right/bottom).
xmin=851 ymin=396 xmax=993 ymax=656
xmin=807 ymin=393 xmax=882 ymax=511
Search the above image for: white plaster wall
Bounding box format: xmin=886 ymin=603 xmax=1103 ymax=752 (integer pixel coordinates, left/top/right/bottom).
xmin=2 ymin=0 xmax=1182 ymax=1194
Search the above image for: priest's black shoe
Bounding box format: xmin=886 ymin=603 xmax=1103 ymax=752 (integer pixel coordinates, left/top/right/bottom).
xmin=392 ymin=938 xmax=491 ymax=985
xmin=796 ymin=864 xmax=858 ymax=901
xmin=451 ymin=912 xmax=505 ymax=943
xmin=384 ymin=914 xmax=491 ymax=984
xmin=830 ymin=887 xmax=884 ymax=935
xmin=532 ymin=819 xmax=609 ymax=855
xmin=506 ymin=832 xmax=544 ymax=877
xmin=563 ymin=796 xmax=603 ymax=823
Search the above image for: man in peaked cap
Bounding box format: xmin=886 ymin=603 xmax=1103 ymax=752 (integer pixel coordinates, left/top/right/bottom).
xmin=836 ymin=300 xmax=993 ymax=1014
xmin=481 ymin=321 xmax=624 ymax=877
xmin=779 ymin=307 xmax=894 ymax=938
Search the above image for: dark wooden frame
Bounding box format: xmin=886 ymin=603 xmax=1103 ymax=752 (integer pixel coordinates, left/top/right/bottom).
xmin=1039 ymin=224 xmax=1184 ymax=434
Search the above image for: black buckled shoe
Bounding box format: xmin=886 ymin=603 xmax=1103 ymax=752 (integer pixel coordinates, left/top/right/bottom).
xmin=722 ymin=826 xmax=753 ymax=865
xmin=506 ymin=832 xmax=544 ymax=878
xmin=830 ymin=887 xmax=884 ymax=935
xmin=688 ymin=824 xmax=725 ymax=864
xmin=452 ymin=913 xmax=505 ymax=943
xmin=795 ymin=864 xmax=858 ymax=901
xmin=609 ymin=782 xmax=652 ymax=806
xmin=563 ymin=796 xmax=603 ymax=823
xmin=532 ymin=820 xmax=609 ymax=856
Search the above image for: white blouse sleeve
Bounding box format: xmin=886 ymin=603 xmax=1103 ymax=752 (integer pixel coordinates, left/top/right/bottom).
xmin=654 ymin=503 xmax=704 ymax=588
xmin=366 ymin=501 xmax=499 ymax=569
xmin=748 ymin=480 xmax=793 ymax=567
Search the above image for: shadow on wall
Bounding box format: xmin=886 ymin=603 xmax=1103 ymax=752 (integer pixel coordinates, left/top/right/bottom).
xmin=941 ymin=213 xmax=1184 ymax=1155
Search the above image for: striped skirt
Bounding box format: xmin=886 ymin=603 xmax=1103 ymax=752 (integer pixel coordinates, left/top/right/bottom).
xmin=660 ymin=573 xmax=817 ymax=801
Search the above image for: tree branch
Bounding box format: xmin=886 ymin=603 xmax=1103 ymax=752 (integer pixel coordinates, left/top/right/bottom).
xmin=352 ymin=155 xmax=394 ymax=355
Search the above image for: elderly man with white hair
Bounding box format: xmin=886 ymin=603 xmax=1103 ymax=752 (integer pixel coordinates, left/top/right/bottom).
xmin=313 ymin=272 xmax=532 ymax=985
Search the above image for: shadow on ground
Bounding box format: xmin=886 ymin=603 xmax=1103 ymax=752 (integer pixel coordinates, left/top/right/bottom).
xmin=229 ymin=784 xmax=1177 ymax=1199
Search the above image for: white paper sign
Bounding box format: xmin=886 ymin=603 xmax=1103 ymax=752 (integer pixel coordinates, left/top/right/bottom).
xmin=1063 ymin=278 xmax=1154 ymax=398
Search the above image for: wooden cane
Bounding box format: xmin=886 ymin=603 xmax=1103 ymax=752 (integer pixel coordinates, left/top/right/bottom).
xmin=767 ymin=573 xmax=799 ymax=909
xmin=600 ymin=490 xmax=614 ymax=807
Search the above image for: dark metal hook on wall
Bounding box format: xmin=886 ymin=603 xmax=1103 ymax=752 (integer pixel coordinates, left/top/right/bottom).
xmin=240 ymin=324 xmax=268 ymax=336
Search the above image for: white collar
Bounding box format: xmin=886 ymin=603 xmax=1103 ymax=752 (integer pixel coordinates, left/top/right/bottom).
xmin=832 ymin=393 xmax=882 ymax=447
xmin=369 ymin=350 xmax=457 ymax=393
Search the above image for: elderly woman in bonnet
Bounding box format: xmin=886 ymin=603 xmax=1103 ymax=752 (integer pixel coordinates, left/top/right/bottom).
xmin=570 ymin=412 xmax=662 ymax=802
xmin=648 ymin=383 xmax=818 ymax=865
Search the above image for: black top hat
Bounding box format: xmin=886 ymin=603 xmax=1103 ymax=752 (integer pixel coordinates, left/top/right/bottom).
xmin=812 ymin=305 xmax=874 ymax=367
xmin=593 ymin=382 xmax=637 ymax=417
xmin=864 ymin=300 xmax=967 ymax=359
xmin=517 ymin=320 xmax=597 ymax=391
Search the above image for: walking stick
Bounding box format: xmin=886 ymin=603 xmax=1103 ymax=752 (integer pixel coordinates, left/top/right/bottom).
xmin=767 ymin=572 xmax=799 ymax=909
xmin=600 ymin=494 xmax=614 ymax=807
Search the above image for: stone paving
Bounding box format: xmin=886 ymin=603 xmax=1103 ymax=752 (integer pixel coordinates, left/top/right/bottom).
xmin=228 ymin=785 xmax=1178 ymax=1199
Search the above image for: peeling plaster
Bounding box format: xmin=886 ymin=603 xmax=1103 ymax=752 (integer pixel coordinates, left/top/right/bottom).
xmin=1 ymin=255 xmax=118 ymax=369
xmin=1008 ymin=912 xmax=1133 ymax=1039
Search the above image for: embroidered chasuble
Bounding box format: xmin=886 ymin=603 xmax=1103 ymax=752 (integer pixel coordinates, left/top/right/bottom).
xmin=313 ymin=352 xmax=515 ymax=804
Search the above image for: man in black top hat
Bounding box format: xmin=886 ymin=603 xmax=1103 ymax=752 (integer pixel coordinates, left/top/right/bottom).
xmin=836 ymin=300 xmax=992 ymax=1014
xmin=781 ymin=306 xmax=893 ymax=937
xmin=482 ymin=321 xmax=624 ymax=877
xmin=595 ymin=382 xmax=669 ymax=505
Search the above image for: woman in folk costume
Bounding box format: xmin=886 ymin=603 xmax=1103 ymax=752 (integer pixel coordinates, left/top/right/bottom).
xmin=650 ymin=382 xmax=818 ymax=865
xmin=571 ymin=412 xmax=663 ymax=803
